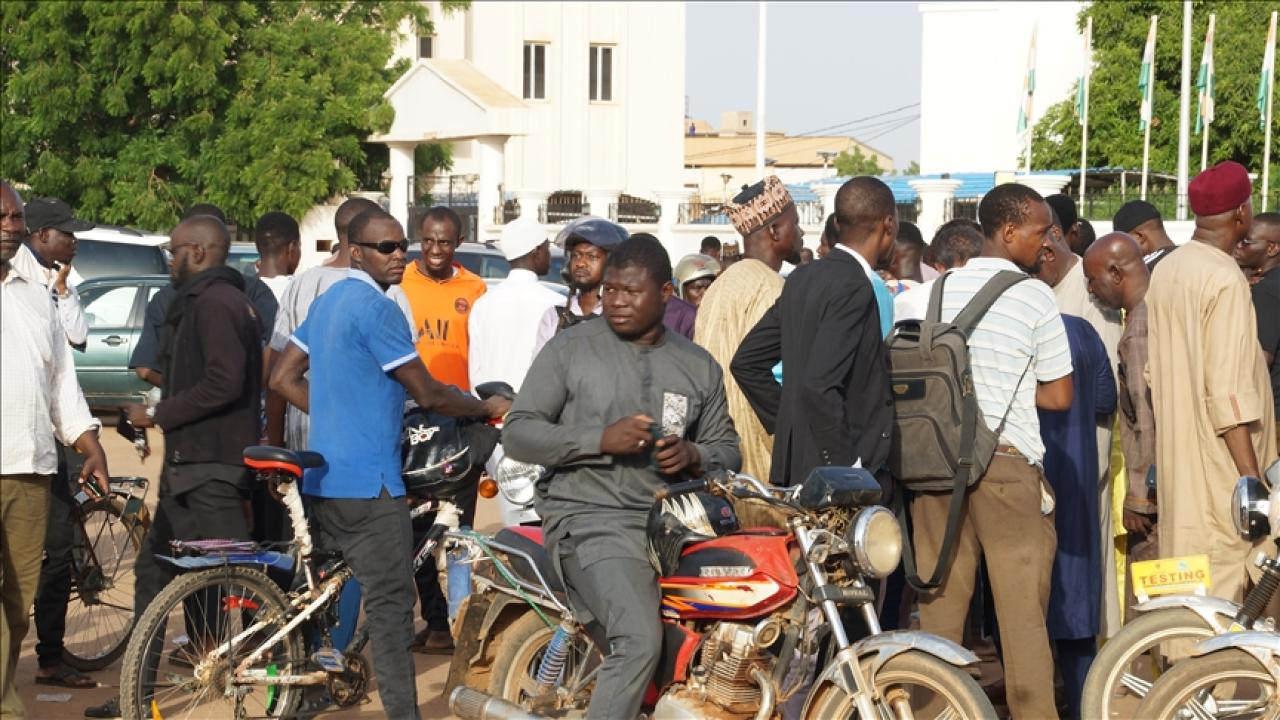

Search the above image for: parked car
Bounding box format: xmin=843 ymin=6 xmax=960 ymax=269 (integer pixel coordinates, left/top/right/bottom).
xmin=227 ymin=242 xmax=260 ymax=279
xmin=73 ymin=275 xmax=170 ymax=408
xmin=72 ymin=226 xmax=168 ymax=280
xmin=407 ymin=241 xmax=567 ymax=292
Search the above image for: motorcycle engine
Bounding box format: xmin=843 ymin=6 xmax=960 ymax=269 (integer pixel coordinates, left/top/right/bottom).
xmin=697 ymin=621 xmax=779 ymax=712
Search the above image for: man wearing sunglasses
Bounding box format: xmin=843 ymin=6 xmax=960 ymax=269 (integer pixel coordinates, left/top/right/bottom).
xmin=270 ymin=208 xmax=510 ymax=720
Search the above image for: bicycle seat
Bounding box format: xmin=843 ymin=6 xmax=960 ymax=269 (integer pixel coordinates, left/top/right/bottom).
xmin=243 ymin=446 xmax=325 ymax=477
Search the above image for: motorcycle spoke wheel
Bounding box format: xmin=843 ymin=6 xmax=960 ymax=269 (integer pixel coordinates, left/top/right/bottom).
xmin=488 ymin=611 xmax=599 ymax=711
xmin=1134 ymin=648 xmax=1275 ymax=720
xmin=805 ymin=650 xmax=996 ymax=720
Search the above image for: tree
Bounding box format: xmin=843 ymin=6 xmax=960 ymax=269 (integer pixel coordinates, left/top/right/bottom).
xmin=0 ymin=1 xmax=465 ymax=231
xmin=834 ymin=146 xmax=884 ymax=177
xmin=1030 ymin=1 xmax=1277 ymax=189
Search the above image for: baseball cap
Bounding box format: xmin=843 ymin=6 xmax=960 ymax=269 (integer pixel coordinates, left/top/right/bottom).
xmin=25 ymin=197 xmax=94 ymax=234
xmin=1112 ymin=200 xmax=1162 ymax=233
xmin=555 ymin=216 xmax=629 ymax=252
xmin=497 ymin=217 xmax=547 ymax=261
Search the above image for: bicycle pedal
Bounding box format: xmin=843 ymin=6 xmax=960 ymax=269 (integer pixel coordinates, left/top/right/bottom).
xmin=311 ymin=648 xmax=346 ymax=673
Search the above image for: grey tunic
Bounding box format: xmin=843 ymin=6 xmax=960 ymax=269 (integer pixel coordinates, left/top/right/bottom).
xmin=503 ymin=318 xmax=742 ymax=576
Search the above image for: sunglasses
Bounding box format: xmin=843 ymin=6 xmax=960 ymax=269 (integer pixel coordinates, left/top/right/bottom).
xmin=352 ymin=239 xmax=409 ymax=255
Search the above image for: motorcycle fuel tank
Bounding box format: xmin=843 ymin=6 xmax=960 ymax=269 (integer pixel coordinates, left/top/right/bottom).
xmin=659 ymin=531 xmax=798 ymax=620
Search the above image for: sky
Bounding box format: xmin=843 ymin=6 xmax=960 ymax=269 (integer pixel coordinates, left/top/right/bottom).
xmin=685 ymin=2 xmax=923 ymax=170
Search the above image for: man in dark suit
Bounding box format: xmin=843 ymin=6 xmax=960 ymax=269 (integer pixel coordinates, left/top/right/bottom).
xmin=731 ymin=176 xmax=898 ymax=488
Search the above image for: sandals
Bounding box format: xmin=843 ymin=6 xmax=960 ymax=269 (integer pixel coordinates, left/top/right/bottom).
xmin=35 ymin=664 xmax=96 ymax=688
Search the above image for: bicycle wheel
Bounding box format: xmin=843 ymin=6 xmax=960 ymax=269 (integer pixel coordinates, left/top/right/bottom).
xmin=61 ymin=492 xmax=150 ymax=671
xmin=120 ymin=566 xmax=305 ymax=720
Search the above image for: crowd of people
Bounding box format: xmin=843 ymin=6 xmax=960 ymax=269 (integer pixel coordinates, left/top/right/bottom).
xmin=0 ymin=157 xmax=1277 ymax=720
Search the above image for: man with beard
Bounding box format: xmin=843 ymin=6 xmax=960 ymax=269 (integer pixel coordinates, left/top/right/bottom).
xmin=1235 ymin=212 xmax=1280 ymax=440
xmin=504 ymin=235 xmax=740 ymax=720
xmin=535 ymin=216 xmax=629 ymax=349
xmin=732 ymin=176 xmax=896 ymax=489
xmin=271 ymin=209 xmax=509 ymax=719
xmin=693 ymin=175 xmax=801 ymax=481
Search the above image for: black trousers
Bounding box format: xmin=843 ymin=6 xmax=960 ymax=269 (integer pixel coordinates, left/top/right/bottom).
xmin=311 ymin=491 xmax=419 ymax=720
xmin=413 ymin=470 xmax=479 ymax=631
xmin=33 ymin=447 xmax=74 ymax=669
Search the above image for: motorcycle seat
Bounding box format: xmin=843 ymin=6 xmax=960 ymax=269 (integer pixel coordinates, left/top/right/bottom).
xmin=243 ymin=445 xmax=325 ymax=478
xmin=495 ymin=527 xmax=565 ymax=595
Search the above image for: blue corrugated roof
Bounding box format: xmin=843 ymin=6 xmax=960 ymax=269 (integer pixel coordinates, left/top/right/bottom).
xmin=809 ymin=168 xmax=1098 ymax=203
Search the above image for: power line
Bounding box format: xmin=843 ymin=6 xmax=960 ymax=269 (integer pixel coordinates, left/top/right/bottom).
xmin=860 ymin=114 xmax=920 ymax=143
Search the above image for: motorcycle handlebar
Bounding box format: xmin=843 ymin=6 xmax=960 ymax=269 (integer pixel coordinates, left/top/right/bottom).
xmin=655 ymin=477 xmax=709 ymax=501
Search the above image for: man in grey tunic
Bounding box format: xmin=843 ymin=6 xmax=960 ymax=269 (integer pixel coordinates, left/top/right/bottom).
xmin=504 ymin=236 xmax=741 ymax=720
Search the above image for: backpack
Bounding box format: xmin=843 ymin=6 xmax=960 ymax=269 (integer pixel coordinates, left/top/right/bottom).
xmin=886 ymin=270 xmax=1031 ymax=591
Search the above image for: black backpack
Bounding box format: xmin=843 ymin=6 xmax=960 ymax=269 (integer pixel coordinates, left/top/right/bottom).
xmin=887 ymin=270 xmax=1031 ymax=591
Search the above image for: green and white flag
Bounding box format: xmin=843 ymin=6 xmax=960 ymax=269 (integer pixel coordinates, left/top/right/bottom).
xmin=1259 ymin=12 xmax=1276 ymax=131
xmin=1139 ymin=15 xmax=1158 ymax=132
xmin=1196 ymin=14 xmax=1215 ymax=135
xmin=1017 ymin=27 xmax=1037 ymax=135
xmin=1075 ymin=18 xmax=1092 ymax=125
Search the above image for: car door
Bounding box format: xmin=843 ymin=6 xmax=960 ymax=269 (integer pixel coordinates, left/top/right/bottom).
xmin=76 ymin=281 xmax=143 ymax=405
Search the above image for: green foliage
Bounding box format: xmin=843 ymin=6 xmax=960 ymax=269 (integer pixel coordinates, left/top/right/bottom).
xmin=834 ymin=146 xmax=884 ymax=177
xmin=1030 ymin=1 xmax=1276 ymax=186
xmin=895 ymin=161 xmax=921 ymax=176
xmin=0 ymin=1 xmax=467 ymax=231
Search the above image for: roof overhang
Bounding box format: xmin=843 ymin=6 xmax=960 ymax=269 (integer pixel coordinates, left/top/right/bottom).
xmin=369 ymin=59 xmax=527 ymax=144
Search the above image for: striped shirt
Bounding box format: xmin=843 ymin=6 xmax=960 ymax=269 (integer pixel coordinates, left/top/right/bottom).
xmin=935 ymin=258 xmax=1073 ymax=464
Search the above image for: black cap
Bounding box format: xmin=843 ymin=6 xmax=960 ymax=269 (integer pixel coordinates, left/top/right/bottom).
xmin=555 ymin=216 xmax=629 ymax=252
xmin=25 ymin=197 xmax=94 ymax=234
xmin=1112 ymin=200 xmax=1162 ymax=233
xmin=1044 ymin=194 xmax=1078 ymax=233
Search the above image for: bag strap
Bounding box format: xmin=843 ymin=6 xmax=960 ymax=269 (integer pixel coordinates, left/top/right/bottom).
xmin=950 ymin=271 xmax=1028 ymax=336
xmin=925 ymin=272 xmax=949 ymax=323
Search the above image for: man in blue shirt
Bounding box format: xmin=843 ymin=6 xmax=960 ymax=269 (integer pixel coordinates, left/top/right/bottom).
xmin=270 ymin=208 xmax=508 ymax=719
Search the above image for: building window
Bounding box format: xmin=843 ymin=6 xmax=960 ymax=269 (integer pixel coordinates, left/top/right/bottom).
xmin=523 ymin=42 xmax=547 ymax=100
xmin=418 ymin=35 xmax=433 ymax=59
xmin=589 ymin=44 xmax=613 ymax=102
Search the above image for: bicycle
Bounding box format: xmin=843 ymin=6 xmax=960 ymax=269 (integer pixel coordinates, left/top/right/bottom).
xmin=117 ymin=446 xmax=476 ymax=719
xmin=39 ymin=476 xmax=151 ymax=671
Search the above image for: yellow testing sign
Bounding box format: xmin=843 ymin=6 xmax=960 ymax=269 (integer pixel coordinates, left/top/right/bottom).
xmin=1131 ymin=555 xmax=1212 ymax=603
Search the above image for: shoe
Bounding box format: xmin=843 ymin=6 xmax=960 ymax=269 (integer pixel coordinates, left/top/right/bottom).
xmin=410 ymin=628 xmax=454 ymax=655
xmin=84 ymin=697 xmax=122 ymax=719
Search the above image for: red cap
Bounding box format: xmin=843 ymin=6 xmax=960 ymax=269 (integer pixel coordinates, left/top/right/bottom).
xmin=1188 ymin=161 xmax=1252 ymax=216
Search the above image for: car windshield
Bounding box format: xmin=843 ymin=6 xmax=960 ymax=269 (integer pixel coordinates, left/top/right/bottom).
xmin=73 ymin=240 xmax=167 ymax=280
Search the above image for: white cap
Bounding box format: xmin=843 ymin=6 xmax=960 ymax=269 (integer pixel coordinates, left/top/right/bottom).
xmin=498 ymin=218 xmax=547 ymax=261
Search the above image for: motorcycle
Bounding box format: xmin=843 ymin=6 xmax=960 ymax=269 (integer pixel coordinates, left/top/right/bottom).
xmin=446 ymin=466 xmax=996 ymax=720
xmin=1134 ymin=629 xmax=1280 ymax=719
xmin=1082 ymin=474 xmax=1280 ymax=717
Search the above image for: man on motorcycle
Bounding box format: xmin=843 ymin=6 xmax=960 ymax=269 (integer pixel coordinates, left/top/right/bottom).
xmin=503 ymin=235 xmax=741 ymax=720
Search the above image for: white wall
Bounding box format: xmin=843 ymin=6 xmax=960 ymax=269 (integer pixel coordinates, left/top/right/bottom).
xmin=918 ymin=1 xmax=1084 ymax=174
xmin=683 ymin=165 xmax=838 ymax=200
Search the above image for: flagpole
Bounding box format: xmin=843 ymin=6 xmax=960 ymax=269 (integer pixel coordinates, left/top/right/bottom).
xmin=1141 ymin=15 xmax=1157 ymax=202
xmin=755 ymin=1 xmax=767 ymax=179
xmin=1264 ymin=11 xmax=1276 ymax=212
xmin=1176 ymin=2 xmax=1192 ymax=220
xmin=1080 ymin=16 xmax=1092 ymax=215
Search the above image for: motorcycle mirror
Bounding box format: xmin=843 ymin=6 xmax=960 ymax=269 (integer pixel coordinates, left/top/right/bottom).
xmin=1232 ymin=476 xmax=1271 ymax=541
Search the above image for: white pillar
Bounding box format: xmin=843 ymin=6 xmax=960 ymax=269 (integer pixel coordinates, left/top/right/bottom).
xmin=386 ymin=141 xmax=416 ymax=231
xmin=584 ymin=189 xmax=622 ymax=221
xmin=655 ymin=189 xmax=696 ymax=261
xmin=1013 ymin=174 xmax=1071 ymax=199
xmin=814 ymin=182 xmax=839 ymax=222
xmin=476 ymin=136 xmax=506 ymax=231
xmin=908 ymin=178 xmax=963 ymax=243
xmin=514 ymin=190 xmax=552 ymax=223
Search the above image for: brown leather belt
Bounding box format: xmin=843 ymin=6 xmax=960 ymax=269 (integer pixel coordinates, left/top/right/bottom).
xmin=994 ymin=444 xmax=1023 ymax=457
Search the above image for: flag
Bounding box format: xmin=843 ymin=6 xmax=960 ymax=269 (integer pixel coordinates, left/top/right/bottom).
xmin=1139 ymin=15 xmax=1158 ymax=132
xmin=1017 ymin=26 xmax=1037 ymax=135
xmin=1076 ymin=18 xmax=1092 ymax=125
xmin=1260 ymin=12 xmax=1277 ymax=131
xmin=1196 ymin=14 xmax=1215 ymax=135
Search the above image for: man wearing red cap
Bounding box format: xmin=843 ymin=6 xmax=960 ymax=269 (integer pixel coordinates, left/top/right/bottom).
xmin=1146 ymin=161 xmax=1278 ymax=607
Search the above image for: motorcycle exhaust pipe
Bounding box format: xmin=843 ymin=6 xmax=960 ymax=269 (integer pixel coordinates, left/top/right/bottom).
xmin=449 ymin=687 xmax=546 ymax=720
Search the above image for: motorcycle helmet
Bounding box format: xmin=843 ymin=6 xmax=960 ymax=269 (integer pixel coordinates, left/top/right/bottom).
xmin=554 ymin=216 xmax=629 ymax=252
xmin=401 ymin=405 xmax=499 ymax=500
xmin=1232 ymin=475 xmax=1272 ymax=541
xmin=646 ymin=491 xmax=739 ymax=576
xmin=672 ymin=254 xmax=721 ymax=300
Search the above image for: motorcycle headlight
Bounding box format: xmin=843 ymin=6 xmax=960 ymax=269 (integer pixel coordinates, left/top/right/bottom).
xmin=493 ymin=457 xmax=543 ymax=506
xmin=847 ymin=506 xmax=902 ymax=579
xmin=1232 ymin=476 xmax=1272 ymax=541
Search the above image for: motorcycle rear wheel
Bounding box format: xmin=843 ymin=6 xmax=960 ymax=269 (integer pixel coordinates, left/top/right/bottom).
xmin=1133 ymin=648 xmax=1275 ymax=720
xmin=805 ymin=650 xmax=995 ymax=720
xmin=488 ymin=610 xmax=598 ymax=711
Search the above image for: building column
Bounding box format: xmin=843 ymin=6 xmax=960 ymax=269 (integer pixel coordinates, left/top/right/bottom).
xmin=908 ymin=178 xmax=963 ymax=243
xmin=1014 ymin=174 xmax=1072 ymax=199
xmin=386 ymin=141 xmax=417 ymax=231
xmin=514 ymin=190 xmax=552 ymax=223
xmin=584 ymin=189 xmax=622 ymax=221
xmin=476 ymin=136 xmax=506 ymax=232
xmin=655 ymin=188 xmax=696 ymax=260
xmin=814 ymin=182 xmax=839 ymax=222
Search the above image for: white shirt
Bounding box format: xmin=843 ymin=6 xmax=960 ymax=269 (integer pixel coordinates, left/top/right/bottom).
xmin=894 ymin=279 xmax=935 ymax=324
xmin=11 ymin=243 xmax=87 ymax=346
xmin=258 ymin=273 xmax=292 ymax=303
xmin=1 ymin=267 xmax=99 ymax=475
xmin=534 ymin=292 xmax=602 ymax=355
xmin=832 ymin=243 xmax=877 ymax=281
xmin=468 ymin=269 xmax=565 ymax=392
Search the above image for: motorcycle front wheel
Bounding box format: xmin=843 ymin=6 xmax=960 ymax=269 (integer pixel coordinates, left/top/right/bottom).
xmin=805 ymin=650 xmax=996 ymax=720
xmin=1133 ymin=648 xmax=1276 ymax=720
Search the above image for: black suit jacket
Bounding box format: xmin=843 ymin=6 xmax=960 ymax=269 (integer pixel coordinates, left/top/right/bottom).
xmin=730 ymin=249 xmax=893 ymax=488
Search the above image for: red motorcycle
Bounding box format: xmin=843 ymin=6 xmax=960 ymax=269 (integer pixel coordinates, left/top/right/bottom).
xmin=446 ymin=467 xmax=995 ymax=720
